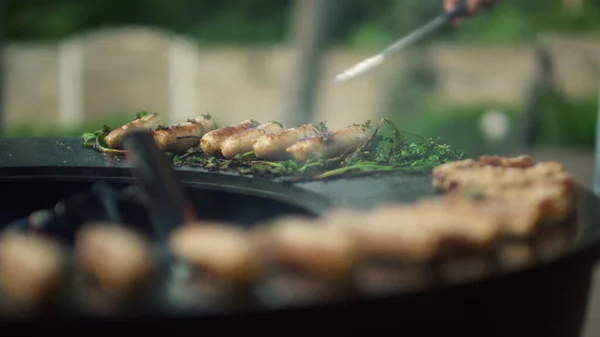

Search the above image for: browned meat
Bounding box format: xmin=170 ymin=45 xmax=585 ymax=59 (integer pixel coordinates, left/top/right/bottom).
xmin=433 ymin=160 xmax=569 ymax=192
xmin=253 ymin=124 xmax=320 ymax=160
xmin=438 ymin=180 xmax=577 ymax=238
xmin=363 ymin=202 xmax=502 ymax=260
xmin=105 ymin=114 xmax=163 ymax=149
xmin=495 ymin=242 xmax=535 ymax=271
xmin=201 ymin=119 xmax=260 ymax=157
xmin=262 ymin=216 xmax=360 ymax=281
xmin=221 ymin=121 xmax=283 ymax=159
xmin=75 ymin=224 xmax=154 ymax=296
xmin=0 ymin=232 xmax=65 ymax=310
xmin=478 ymin=155 xmax=535 ymax=168
xmin=433 ymin=155 xmax=537 ymax=191
xmin=169 ymin=222 xmax=260 ymax=285
xmin=286 ymin=125 xmax=370 ymax=162
xmin=152 ymin=114 xmax=218 ymax=153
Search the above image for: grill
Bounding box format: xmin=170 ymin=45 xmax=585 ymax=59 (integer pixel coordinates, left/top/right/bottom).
xmin=0 ymin=137 xmax=599 ymax=336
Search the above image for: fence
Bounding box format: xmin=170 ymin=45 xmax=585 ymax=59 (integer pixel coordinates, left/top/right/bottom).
xmin=4 ymin=26 xmax=600 ymax=130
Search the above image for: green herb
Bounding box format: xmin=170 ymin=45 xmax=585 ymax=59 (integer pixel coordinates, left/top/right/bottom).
xmin=82 ymin=124 xmax=112 ymax=149
xmin=267 ymin=120 xmax=284 ymax=128
xmin=316 ymin=121 xmax=328 ymax=132
xmin=172 ymin=155 xmax=183 ymax=165
xmin=347 ymin=119 xmax=463 ymax=172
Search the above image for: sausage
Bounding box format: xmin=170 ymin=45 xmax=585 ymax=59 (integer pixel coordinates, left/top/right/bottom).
xmin=152 ymin=114 xmax=218 ymax=154
xmin=0 ymin=232 xmax=65 ymax=309
xmin=263 ymin=216 xmax=360 ymax=281
xmin=349 ymin=208 xmax=442 ymax=263
xmin=221 ymin=121 xmax=283 ymax=159
xmin=104 ymin=114 xmax=163 ymax=149
xmin=253 ymin=124 xmax=320 ymax=160
xmin=75 ymin=224 xmax=154 ymax=296
xmin=495 ymin=242 xmax=534 ymax=271
xmin=169 ymin=222 xmax=260 ymax=285
xmin=286 ymin=125 xmax=370 ymax=162
xmin=200 ymin=119 xmax=260 ymax=157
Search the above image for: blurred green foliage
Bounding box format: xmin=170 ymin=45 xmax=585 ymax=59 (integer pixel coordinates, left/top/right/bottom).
xmin=535 ymin=94 xmax=597 ymax=148
xmin=4 ymin=0 xmax=600 ymax=45
xmin=4 ymin=0 xmax=292 ymax=44
xmin=4 ymin=115 xmax=134 ymax=138
xmin=385 ymin=95 xmax=597 ymax=156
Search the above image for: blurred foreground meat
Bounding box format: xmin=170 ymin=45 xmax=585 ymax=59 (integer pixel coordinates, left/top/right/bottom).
xmin=75 ymin=223 xmax=154 ymax=297
xmin=169 ymin=222 xmax=261 ymax=287
xmin=0 ymin=232 xmax=65 ymax=314
xmin=0 ymin=154 xmax=580 ymax=312
xmin=261 ymin=216 xmax=360 ymax=281
xmin=432 ymin=155 xmax=569 ymax=192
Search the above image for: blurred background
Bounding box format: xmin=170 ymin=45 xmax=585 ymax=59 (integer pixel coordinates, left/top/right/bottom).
xmin=1 ymin=0 xmax=599 ymax=169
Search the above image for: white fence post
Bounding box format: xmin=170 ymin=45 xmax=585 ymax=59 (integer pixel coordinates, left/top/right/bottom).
xmin=58 ymin=38 xmax=84 ymax=128
xmin=168 ymin=37 xmax=198 ymax=123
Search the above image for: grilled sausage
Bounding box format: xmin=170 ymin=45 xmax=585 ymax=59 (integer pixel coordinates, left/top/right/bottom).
xmin=253 ymin=124 xmax=320 ymax=160
xmin=104 ymin=114 xmax=163 ymax=150
xmin=221 ymin=121 xmax=283 ymax=159
xmin=169 ymin=223 xmax=260 ymax=285
xmin=75 ymin=224 xmax=154 ymax=296
xmin=286 ymin=125 xmax=370 ymax=162
xmin=201 ymin=119 xmax=260 ymax=157
xmin=0 ymin=232 xmax=65 ymax=309
xmin=152 ymin=114 xmax=218 ymax=154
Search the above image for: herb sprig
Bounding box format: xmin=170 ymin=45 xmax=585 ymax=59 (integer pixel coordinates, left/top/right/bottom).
xmin=82 ymin=125 xmax=112 ymax=149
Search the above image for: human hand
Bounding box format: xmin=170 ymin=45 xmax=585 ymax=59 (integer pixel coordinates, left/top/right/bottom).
xmin=444 ymin=0 xmax=499 ymax=25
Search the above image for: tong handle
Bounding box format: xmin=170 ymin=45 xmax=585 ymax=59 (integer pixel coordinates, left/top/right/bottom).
xmin=122 ymin=130 xmax=198 ymax=242
xmin=91 ymin=182 xmax=124 ymax=224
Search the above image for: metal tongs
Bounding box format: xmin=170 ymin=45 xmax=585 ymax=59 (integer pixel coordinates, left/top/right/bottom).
xmin=122 ymin=130 xmax=198 ymax=242
xmin=335 ymin=1 xmax=469 ymax=83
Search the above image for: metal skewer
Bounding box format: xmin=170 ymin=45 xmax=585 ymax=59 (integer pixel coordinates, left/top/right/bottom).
xmin=335 ymin=2 xmax=468 ymax=83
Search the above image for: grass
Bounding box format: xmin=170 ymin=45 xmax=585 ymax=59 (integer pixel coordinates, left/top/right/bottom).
xmin=3 ymin=116 xmax=135 ymax=138
xmin=384 ymin=95 xmax=597 ymax=157
xmin=535 ymin=94 xmax=597 ymax=148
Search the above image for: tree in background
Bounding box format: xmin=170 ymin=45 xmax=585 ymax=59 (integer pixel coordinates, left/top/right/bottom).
xmin=3 ymin=0 xmax=292 ymax=43
xmin=562 ymin=0 xmax=583 ymax=13
xmin=379 ymin=0 xmax=443 ymax=122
